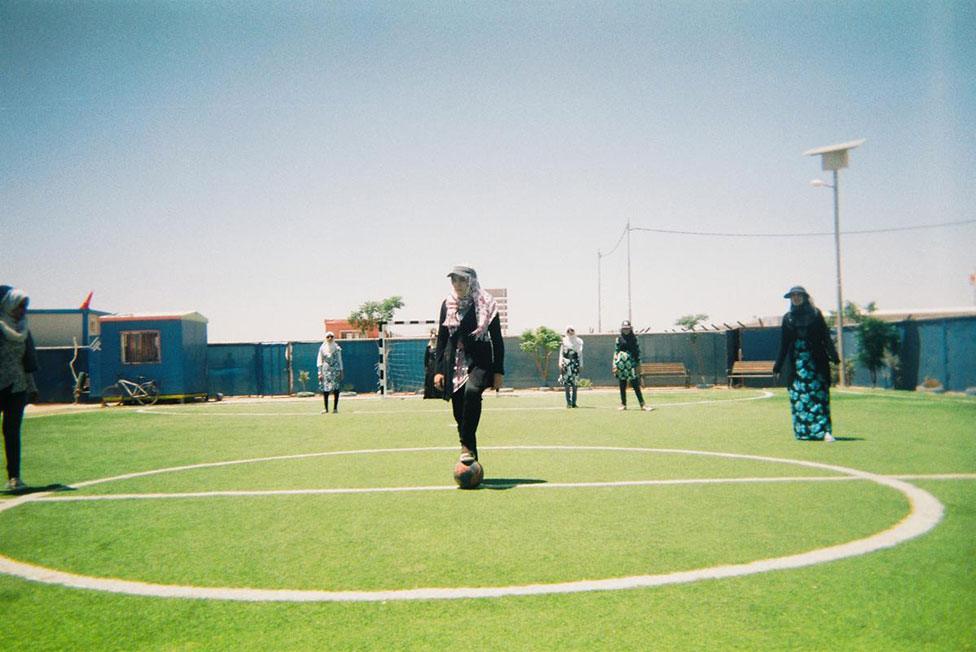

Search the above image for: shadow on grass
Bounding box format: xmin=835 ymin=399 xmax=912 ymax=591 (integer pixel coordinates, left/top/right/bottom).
xmin=833 ymin=436 xmax=865 ymax=441
xmin=480 ymin=478 xmax=547 ymax=490
xmin=2 ymin=483 xmax=76 ymax=497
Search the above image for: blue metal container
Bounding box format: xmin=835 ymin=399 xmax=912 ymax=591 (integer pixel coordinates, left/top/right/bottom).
xmin=92 ymin=312 xmax=208 ymax=401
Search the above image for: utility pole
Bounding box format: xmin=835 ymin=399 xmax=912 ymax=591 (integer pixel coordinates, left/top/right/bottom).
xmin=597 ymin=249 xmax=603 ymax=332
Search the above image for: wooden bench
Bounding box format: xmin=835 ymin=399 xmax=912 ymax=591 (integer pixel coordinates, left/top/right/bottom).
xmin=639 ymin=362 xmax=690 ymax=387
xmin=727 ymin=360 xmax=776 ymax=387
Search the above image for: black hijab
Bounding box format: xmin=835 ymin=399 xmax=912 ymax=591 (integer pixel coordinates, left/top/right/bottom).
xmin=788 ymin=295 xmax=817 ymax=337
xmin=617 ymin=326 xmax=639 ymax=354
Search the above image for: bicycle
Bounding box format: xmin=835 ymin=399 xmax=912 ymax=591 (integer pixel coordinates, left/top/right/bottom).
xmin=100 ymin=376 xmax=160 ymax=407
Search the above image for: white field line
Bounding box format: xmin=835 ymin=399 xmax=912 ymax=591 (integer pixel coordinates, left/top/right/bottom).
xmin=834 ymin=388 xmax=976 ymax=402
xmin=23 ymin=406 xmax=103 ymax=420
xmin=37 ymin=447 xmax=466 ymax=490
xmin=26 ymin=472 xmax=976 ymax=504
xmin=0 ymin=446 xmax=946 ymax=603
xmin=31 ymin=475 xmax=859 ymax=502
xmin=131 ymin=390 xmax=775 ymax=417
xmin=890 ymin=473 xmax=976 ymax=480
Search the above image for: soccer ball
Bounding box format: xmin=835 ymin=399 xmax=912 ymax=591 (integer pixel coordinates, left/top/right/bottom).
xmin=453 ymin=459 xmax=484 ymax=489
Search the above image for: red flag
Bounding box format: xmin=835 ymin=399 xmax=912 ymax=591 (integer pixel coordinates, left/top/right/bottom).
xmin=80 ymin=291 xmax=93 ymax=310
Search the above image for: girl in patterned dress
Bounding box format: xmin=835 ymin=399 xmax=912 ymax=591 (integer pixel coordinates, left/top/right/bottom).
xmin=558 ymin=326 xmax=583 ymax=408
xmin=317 ymin=332 xmax=344 ymax=414
xmin=0 ymin=286 xmax=38 ymax=491
xmin=613 ymin=320 xmax=651 ymax=411
xmin=773 ymin=286 xmax=840 ymax=441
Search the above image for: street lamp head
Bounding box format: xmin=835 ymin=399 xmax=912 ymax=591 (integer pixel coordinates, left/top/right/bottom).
xmin=803 ymin=139 xmax=865 ymax=171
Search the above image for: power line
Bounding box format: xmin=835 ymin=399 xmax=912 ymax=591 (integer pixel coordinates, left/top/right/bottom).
xmin=628 ymin=218 xmax=976 ymax=238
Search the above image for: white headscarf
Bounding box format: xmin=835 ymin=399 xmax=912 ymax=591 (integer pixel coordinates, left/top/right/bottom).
xmin=443 ymin=270 xmax=498 ymax=341
xmin=0 ymin=288 xmax=29 ymax=343
xmin=562 ymin=326 xmax=583 ymax=355
xmin=321 ymin=331 xmax=338 ymax=355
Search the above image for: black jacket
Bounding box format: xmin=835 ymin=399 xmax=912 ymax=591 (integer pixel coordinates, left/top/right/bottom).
xmin=773 ymin=308 xmax=839 ymax=386
xmin=615 ymin=333 xmax=640 ymax=360
xmin=434 ymin=300 xmax=505 ymax=399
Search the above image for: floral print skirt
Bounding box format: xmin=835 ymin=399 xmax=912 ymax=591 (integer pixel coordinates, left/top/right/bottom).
xmin=788 ymin=340 xmax=832 ymax=440
xmin=559 ymin=353 xmax=581 ymax=386
xmin=613 ymin=351 xmax=638 ymax=381
xmin=319 ymin=352 xmax=342 ymax=393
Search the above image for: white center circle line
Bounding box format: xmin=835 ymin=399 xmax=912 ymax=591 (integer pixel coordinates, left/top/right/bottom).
xmin=0 ymin=446 xmax=944 ymax=602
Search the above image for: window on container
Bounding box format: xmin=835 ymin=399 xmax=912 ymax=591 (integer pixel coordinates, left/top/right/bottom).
xmin=121 ymin=330 xmax=161 ymax=364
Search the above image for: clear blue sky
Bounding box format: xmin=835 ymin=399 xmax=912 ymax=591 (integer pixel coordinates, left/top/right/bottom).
xmin=3 ymin=1 xmax=974 ymax=342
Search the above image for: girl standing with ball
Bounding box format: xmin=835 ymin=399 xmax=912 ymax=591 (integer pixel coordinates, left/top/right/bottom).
xmin=433 ymin=266 xmax=505 ymax=464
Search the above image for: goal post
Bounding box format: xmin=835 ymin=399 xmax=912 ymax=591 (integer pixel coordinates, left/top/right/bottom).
xmin=377 ymin=319 xmax=437 ymax=395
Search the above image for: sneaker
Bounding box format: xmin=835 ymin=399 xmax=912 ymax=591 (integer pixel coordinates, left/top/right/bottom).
xmin=320 ymin=409 xmax=328 ymax=414
xmin=824 ymin=433 xmax=836 ymax=442
xmin=640 ymin=405 xmax=654 ymax=412
xmin=6 ymin=478 xmax=25 ymax=491
xmin=459 ymin=450 xmax=476 ymax=464
xmin=618 ymin=405 xmax=627 ymax=411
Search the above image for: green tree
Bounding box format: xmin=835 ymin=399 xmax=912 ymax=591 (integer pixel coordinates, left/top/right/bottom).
xmin=675 ymin=314 xmax=709 ymax=385
xmin=348 ymin=296 xmax=404 ymax=335
xmin=856 ymin=316 xmax=900 ymax=387
xmin=519 ymin=326 xmax=562 ymax=385
xmin=826 ymin=300 xmax=876 ymax=329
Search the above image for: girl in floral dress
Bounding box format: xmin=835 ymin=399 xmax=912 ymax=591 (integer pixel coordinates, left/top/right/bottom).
xmin=317 ymin=332 xmax=344 ymax=414
xmin=558 ymin=326 xmax=583 ymax=408
xmin=773 ymin=286 xmax=839 ymax=441
xmin=613 ymin=320 xmax=651 ymax=411
xmin=0 ymin=286 xmax=37 ymax=491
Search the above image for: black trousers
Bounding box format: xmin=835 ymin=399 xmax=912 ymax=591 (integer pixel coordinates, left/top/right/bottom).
xmin=564 ymin=382 xmax=578 ymax=407
xmin=451 ymin=373 xmax=490 ymax=459
xmin=322 ymin=390 xmax=339 ymax=411
xmin=0 ymin=386 xmax=26 ymax=479
xmin=618 ymin=379 xmax=645 ymax=407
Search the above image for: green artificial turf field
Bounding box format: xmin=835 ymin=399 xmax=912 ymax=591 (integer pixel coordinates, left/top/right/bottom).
xmin=1 ymin=388 xmax=973 ymax=651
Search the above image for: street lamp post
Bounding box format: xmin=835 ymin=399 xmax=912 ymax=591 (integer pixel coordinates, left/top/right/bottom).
xmin=804 ymin=139 xmax=865 ymax=388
